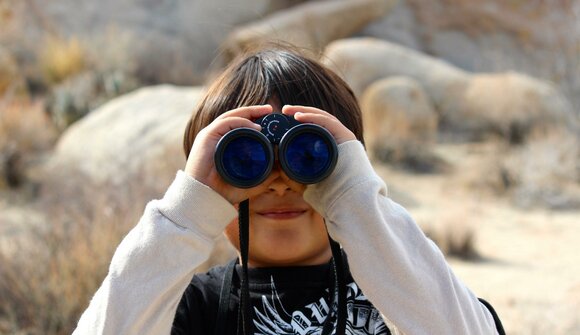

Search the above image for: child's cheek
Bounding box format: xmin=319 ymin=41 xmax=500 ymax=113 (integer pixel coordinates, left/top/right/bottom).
xmin=223 ymin=220 xmax=240 ymax=251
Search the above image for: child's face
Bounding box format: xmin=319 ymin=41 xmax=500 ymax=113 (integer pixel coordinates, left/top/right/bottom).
xmin=223 ymin=167 xmax=332 ymax=267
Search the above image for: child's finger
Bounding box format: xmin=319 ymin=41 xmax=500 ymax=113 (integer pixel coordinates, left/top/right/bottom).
xmin=282 ymin=105 xmax=339 ymax=121
xmin=209 ymin=117 xmax=262 ymax=137
xmin=283 ymin=107 xmax=356 ymax=144
xmin=216 ymin=104 xmax=273 ymax=121
xmin=292 ymin=112 xmax=341 ymax=131
xmin=297 ymin=113 xmax=356 ymax=144
xmin=294 ymin=112 xmax=356 ymax=144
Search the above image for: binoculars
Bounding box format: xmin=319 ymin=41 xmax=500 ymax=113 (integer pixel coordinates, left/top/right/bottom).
xmin=214 ymin=113 xmax=338 ymax=188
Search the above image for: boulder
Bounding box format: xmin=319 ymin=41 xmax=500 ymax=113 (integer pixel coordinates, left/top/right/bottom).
xmin=222 ymin=0 xmax=397 ymax=61
xmin=46 ymin=85 xmax=203 ymax=188
xmin=360 ymin=0 xmax=423 ymax=51
xmin=361 ymin=0 xmax=579 ymax=118
xmin=323 ymin=37 xmax=578 ymax=142
xmin=322 ymin=37 xmax=470 ymax=114
xmin=43 ymin=84 xmax=238 ymax=271
xmin=360 ymin=76 xmax=438 ymax=164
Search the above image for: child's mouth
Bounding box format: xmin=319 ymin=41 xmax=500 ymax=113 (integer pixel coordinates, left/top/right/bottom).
xmin=257 ymin=209 xmax=308 ymax=220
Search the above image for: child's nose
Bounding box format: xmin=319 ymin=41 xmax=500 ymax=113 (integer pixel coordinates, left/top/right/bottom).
xmin=268 ymin=176 xmax=292 ymax=196
xmin=267 ymin=163 xmax=291 ymax=196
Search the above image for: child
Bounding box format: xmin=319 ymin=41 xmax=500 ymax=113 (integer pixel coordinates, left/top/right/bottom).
xmin=73 ymin=46 xmax=504 ymax=335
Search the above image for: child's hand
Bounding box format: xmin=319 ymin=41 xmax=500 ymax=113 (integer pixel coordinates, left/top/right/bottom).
xmin=282 ymin=105 xmax=357 ymax=144
xmin=184 ymin=105 xmax=280 ymax=204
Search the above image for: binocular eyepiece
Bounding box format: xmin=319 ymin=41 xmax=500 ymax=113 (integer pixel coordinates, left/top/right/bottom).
xmin=214 ymin=113 xmax=338 ymax=188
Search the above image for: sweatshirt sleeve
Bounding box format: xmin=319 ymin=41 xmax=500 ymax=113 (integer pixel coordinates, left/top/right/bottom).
xmin=303 ymin=141 xmax=499 ymax=335
xmin=72 ymin=171 xmax=237 ymax=335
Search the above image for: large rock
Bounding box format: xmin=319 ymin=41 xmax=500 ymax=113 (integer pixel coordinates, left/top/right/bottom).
xmin=359 ymin=0 xmax=422 ymax=51
xmin=360 ymin=76 xmax=438 ymax=163
xmin=323 ymin=37 xmax=577 ymax=141
xmin=361 ymin=0 xmax=579 ymax=112
xmin=323 ymin=37 xmax=470 ymax=113
xmin=46 ymin=85 xmax=203 ymax=187
xmin=43 ymin=84 xmax=238 ymax=271
xmin=222 ymin=0 xmax=397 ymax=60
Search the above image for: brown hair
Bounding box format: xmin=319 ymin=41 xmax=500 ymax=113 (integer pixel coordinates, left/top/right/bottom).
xmin=183 ymin=46 xmax=364 ymax=158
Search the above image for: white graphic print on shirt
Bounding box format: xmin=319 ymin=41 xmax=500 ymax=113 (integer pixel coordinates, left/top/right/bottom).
xmin=253 ymin=277 xmax=390 ymax=335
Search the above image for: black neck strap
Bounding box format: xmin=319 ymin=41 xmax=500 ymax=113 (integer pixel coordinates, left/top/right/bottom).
xmin=237 ymin=200 xmax=252 ymax=335
xmin=330 ymin=238 xmax=347 ymax=335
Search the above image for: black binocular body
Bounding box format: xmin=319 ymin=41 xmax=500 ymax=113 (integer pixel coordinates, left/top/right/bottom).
xmin=214 ymin=113 xmax=338 ymax=188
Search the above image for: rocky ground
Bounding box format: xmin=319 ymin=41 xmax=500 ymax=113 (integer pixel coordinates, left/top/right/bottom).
xmin=373 ymin=141 xmax=580 ymax=335
xmin=1 ymin=139 xmax=578 ymax=334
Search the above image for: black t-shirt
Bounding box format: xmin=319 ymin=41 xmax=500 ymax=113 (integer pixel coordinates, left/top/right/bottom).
xmin=172 ymin=260 xmax=392 ymax=335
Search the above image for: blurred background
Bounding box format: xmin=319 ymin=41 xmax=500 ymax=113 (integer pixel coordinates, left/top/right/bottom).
xmin=0 ymin=0 xmax=578 ymax=334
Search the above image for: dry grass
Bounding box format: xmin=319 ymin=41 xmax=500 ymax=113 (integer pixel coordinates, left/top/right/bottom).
xmin=0 ymin=116 xmax=185 ymax=335
xmin=0 ymin=168 xmax=157 ymax=335
xmin=85 ymin=26 xmax=136 ymax=76
xmin=0 ymin=97 xmax=57 ymax=154
xmin=505 ymin=128 xmax=580 ymax=209
xmin=0 ymin=96 xmax=58 ymax=188
xmin=39 ymin=36 xmax=87 ymax=85
xmin=0 ymin=48 xmax=21 ymax=96
xmin=417 ymin=208 xmax=480 ymax=260
xmin=452 ymin=131 xmax=580 ymax=210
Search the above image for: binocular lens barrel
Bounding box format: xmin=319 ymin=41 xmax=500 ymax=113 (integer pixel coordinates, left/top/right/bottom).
xmin=279 ymin=126 xmax=337 ymax=184
xmin=215 ymin=129 xmax=274 ymax=188
xmin=214 ymin=114 xmax=338 ymax=188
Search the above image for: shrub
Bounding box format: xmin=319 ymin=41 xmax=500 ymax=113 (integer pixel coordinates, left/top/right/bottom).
xmin=416 ymin=207 xmax=480 ymax=260
xmin=0 ymin=96 xmax=57 ymax=188
xmin=39 ymin=36 xmax=87 ymax=85
xmin=0 ymin=169 xmax=152 ymax=334
xmin=0 ymin=48 xmax=21 ymax=96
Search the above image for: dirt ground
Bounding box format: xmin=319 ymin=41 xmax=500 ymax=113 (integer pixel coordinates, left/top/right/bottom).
xmin=374 ymin=141 xmax=580 ymax=335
